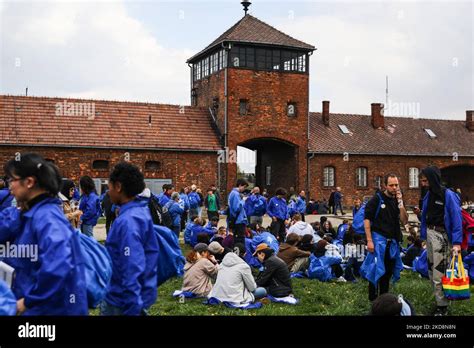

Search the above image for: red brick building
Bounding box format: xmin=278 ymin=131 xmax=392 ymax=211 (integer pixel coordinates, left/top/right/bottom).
xmin=1 ymin=13 xmax=473 ymax=206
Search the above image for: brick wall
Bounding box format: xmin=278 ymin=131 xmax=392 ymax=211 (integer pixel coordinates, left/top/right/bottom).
xmin=309 ymin=154 xmax=474 ymax=207
xmin=0 ymin=146 xmax=219 ymax=192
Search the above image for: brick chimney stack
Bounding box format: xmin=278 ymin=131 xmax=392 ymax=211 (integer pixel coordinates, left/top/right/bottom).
xmin=322 ymin=100 xmax=330 ymax=126
xmin=466 ymin=110 xmax=474 ymax=132
xmin=371 ymin=103 xmax=384 ymax=129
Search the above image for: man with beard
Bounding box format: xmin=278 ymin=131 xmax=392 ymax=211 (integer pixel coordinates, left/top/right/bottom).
xmin=419 ymin=166 xmax=462 ymax=316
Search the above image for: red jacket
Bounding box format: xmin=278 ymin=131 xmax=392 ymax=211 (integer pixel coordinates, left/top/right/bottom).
xmin=461 ymin=209 xmax=474 ymax=250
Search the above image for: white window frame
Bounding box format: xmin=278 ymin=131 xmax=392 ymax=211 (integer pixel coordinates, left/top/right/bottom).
xmin=356 ymin=167 xmax=368 ymax=187
xmin=409 ymin=167 xmax=419 ymax=188
xmin=323 ymin=166 xmax=335 ymax=187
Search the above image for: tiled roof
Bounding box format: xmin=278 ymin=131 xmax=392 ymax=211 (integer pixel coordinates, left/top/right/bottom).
xmin=188 ymin=14 xmax=315 ymax=62
xmin=0 ymin=95 xmax=221 ymax=151
xmin=309 ymin=112 xmax=474 ymax=157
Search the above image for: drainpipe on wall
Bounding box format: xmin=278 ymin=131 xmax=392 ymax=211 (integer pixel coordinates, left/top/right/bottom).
xmin=307 ymin=152 xmax=315 ymax=198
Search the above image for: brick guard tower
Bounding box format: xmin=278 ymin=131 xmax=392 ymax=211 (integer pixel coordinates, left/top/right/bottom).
xmin=187 ymin=5 xmax=315 ymax=194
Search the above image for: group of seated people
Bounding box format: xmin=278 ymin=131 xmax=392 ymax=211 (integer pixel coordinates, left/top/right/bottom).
xmin=179 ymin=213 xmax=378 ymax=306
xmin=178 ymin=208 xmax=433 ymax=308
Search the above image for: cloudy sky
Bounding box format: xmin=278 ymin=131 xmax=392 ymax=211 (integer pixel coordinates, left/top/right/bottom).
xmin=0 ymin=0 xmax=472 ymax=121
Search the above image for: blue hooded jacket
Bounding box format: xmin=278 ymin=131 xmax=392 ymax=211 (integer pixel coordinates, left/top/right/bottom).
xmin=79 ymin=192 xmax=100 ymax=226
xmin=228 ymin=188 xmax=247 ymax=225
xmin=104 ymin=199 xmax=159 ymax=315
xmin=420 ymin=190 xmax=462 ymax=245
xmin=295 ymin=196 xmax=306 ymax=215
xmin=307 ymin=254 xmax=342 ymax=282
xmin=165 ymin=200 xmax=184 ymax=228
xmin=266 ymin=196 xmax=289 ymax=220
xmin=179 ymin=193 xmax=190 ymax=211
xmin=0 ymin=197 xmax=88 ymax=315
xmin=0 ymin=188 xmax=14 ymax=212
xmin=189 ymin=223 xmax=215 ymax=247
xmin=244 ymin=194 xmax=267 ymax=217
xmin=156 ymin=192 xmax=171 ymax=207
xmin=419 ymin=166 xmax=462 ymax=245
xmin=360 ymin=231 xmax=403 ymax=286
xmin=188 ymin=191 xmax=201 ymax=209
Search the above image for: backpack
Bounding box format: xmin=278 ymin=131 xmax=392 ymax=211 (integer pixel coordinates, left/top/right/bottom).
xmin=160 ymin=201 xmax=174 ymax=229
xmin=75 ymin=230 xmax=113 ymax=308
xmin=154 ymin=225 xmax=185 ymax=286
xmin=353 ymin=192 xmax=384 ymax=234
xmin=413 ymin=249 xmax=429 ymax=278
xmin=148 ymin=197 xmax=172 ymax=228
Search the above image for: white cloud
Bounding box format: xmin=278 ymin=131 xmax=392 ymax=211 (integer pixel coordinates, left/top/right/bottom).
xmin=274 ymin=2 xmax=473 ymax=119
xmin=1 ymin=1 xmax=471 ymax=119
xmin=1 ymin=1 xmax=192 ymax=105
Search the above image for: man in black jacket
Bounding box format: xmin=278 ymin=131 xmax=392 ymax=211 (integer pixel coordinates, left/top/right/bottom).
xmin=254 ymin=243 xmax=293 ymax=298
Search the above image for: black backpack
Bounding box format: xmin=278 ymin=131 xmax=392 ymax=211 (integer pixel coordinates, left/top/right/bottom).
xmin=148 ymin=198 xmax=173 ymax=228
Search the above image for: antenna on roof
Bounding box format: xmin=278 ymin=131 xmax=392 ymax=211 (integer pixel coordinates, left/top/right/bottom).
xmin=25 ymin=87 xmax=28 ymax=96
xmin=385 ymin=76 xmax=388 ymax=115
xmin=241 ymin=1 xmax=251 ymax=15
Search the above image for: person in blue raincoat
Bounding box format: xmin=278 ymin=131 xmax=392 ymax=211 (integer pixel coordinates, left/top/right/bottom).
xmin=101 ymin=162 xmax=159 ymax=316
xmin=267 ymin=187 xmax=290 ymax=242
xmin=179 ymin=187 xmax=190 ymax=230
xmin=361 ymin=173 xmax=408 ymax=301
xmin=1 ymin=153 xmax=88 ymax=315
xmin=155 ymin=183 xmax=174 ymax=207
xmin=79 ymin=175 xmax=100 ymax=238
xmin=419 ymin=166 xmax=462 ymax=316
xmin=0 ymin=176 xmax=14 ymax=212
xmin=307 ymin=240 xmax=344 ymax=282
xmin=228 ymin=178 xmax=249 ymax=245
xmin=189 ymin=217 xmax=215 ymax=247
xmin=244 ymin=186 xmax=267 ymax=226
xmin=164 ymin=192 xmax=184 ymax=238
xmin=188 ymin=184 xmax=201 ymax=221
xmin=295 ymin=190 xmax=307 ymax=222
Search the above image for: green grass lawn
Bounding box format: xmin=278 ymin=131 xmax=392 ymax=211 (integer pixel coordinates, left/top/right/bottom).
xmin=91 ymin=256 xmax=473 ymax=316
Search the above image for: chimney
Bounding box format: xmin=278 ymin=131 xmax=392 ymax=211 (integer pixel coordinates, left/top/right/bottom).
xmin=322 ymin=100 xmax=330 ymax=126
xmin=371 ymin=103 xmax=384 ymax=129
xmin=467 ymin=110 xmax=474 ymax=132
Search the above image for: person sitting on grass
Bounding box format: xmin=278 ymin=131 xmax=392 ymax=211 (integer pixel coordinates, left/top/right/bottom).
xmin=205 ymin=215 xmax=220 ymax=231
xmin=298 ymin=234 xmax=319 ymax=254
xmin=401 ymin=236 xmax=423 ymax=267
xmin=222 ymin=229 xmax=234 ymax=249
xmin=320 ymin=220 xmax=337 ymax=240
xmin=308 ymin=240 xmax=346 ymax=282
xmin=370 ymin=293 xmax=415 ymax=316
xmin=189 ymin=217 xmax=215 ymax=247
xmin=255 ymin=243 xmax=293 ymax=298
xmin=277 ymin=233 xmax=311 ymax=273
xmin=208 ymin=241 xmax=231 ymax=264
xmin=208 ymin=243 xmax=267 ymax=305
xmin=181 ymin=243 xmax=219 ymax=297
xmin=287 ymin=213 xmax=316 ymax=240
xmin=210 ymin=226 xmax=227 ymax=244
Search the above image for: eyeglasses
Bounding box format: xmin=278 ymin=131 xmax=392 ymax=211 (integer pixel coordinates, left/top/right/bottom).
xmin=6 ymin=178 xmax=22 ymax=185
